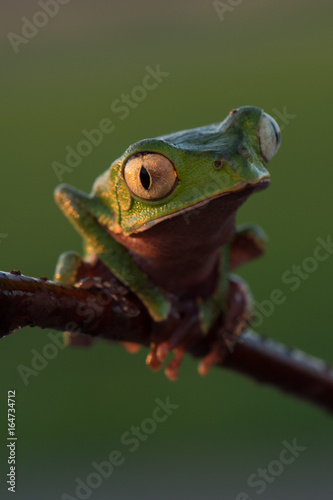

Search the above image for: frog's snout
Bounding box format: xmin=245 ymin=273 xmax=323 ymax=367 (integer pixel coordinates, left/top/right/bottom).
xmin=259 ymin=113 xmax=281 ymax=163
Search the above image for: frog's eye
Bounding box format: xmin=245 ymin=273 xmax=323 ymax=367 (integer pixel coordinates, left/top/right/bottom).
xmin=259 ymin=113 xmax=281 ymax=162
xmin=123 ymin=153 xmax=177 ymax=201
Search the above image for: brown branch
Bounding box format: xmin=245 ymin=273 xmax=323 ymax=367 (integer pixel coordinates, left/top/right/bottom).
xmin=1 ymin=270 xmax=333 ymax=414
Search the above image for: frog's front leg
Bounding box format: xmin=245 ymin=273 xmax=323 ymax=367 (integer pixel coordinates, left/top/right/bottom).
xmin=198 ymin=274 xmax=252 ymax=376
xmin=55 ymin=250 xmax=142 ymax=353
xmin=54 ymin=184 xmax=171 ymax=322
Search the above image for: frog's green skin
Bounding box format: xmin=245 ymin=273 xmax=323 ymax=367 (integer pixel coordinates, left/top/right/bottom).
xmin=54 ymin=106 xmax=280 ymax=339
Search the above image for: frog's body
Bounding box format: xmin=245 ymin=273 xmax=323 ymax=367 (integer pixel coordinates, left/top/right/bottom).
xmin=54 ymin=106 xmax=280 ymax=379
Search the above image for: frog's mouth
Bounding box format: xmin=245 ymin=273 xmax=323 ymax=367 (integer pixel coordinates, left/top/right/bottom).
xmin=135 ymin=177 xmax=270 ymax=233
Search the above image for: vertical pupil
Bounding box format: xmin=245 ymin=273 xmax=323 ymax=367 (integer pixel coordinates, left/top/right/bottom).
xmin=140 ymin=166 xmax=151 ymax=190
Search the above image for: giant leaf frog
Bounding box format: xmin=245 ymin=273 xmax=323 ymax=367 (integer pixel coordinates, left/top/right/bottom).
xmin=54 ymin=106 xmax=281 ymax=380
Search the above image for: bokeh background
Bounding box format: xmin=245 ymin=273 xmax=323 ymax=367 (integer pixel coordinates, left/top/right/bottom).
xmin=1 ymin=1 xmax=333 ymax=498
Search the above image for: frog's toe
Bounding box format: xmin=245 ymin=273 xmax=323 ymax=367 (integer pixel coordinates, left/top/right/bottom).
xmin=146 ymin=340 xmax=186 ymax=380
xmin=54 ymin=250 xmax=84 ymax=285
xmin=146 ymin=342 xmax=164 ymax=371
xmin=156 ymin=341 xmax=171 ymax=363
xmin=164 ymin=347 xmax=186 ymax=382
xmin=146 ymin=340 xmax=171 ymax=371
xmin=198 ymin=341 xmax=226 ymax=377
xmin=122 ymin=342 xmax=141 ymax=354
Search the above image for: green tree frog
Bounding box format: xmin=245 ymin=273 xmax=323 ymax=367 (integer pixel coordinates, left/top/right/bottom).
xmin=54 ymin=106 xmax=280 ymax=380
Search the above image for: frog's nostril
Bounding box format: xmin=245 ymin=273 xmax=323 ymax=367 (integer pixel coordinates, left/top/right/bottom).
xmin=214 ymin=158 xmax=228 ymax=169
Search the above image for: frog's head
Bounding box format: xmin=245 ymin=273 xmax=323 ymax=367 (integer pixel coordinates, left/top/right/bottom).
xmin=96 ymin=106 xmax=280 ymax=236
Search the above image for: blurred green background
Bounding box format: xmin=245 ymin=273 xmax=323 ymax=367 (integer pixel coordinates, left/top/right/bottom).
xmin=1 ymin=0 xmax=333 ymax=498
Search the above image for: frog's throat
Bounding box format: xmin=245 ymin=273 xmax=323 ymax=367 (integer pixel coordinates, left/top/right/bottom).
xmin=134 ymin=177 xmax=270 ymax=233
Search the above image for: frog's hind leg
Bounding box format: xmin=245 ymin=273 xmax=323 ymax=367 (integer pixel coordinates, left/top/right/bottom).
xmin=198 ymin=275 xmax=252 ymax=376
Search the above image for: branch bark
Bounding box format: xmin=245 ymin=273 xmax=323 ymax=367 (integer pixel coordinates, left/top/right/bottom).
xmin=1 ymin=270 xmax=333 ymax=414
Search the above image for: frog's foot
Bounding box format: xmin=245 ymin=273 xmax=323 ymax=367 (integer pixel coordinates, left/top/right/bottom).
xmin=54 ymin=251 xmax=94 ymax=346
xmin=146 ymin=343 xmax=187 ymax=382
xmin=198 ymin=275 xmax=251 ymax=376
xmin=146 ymin=308 xmax=199 ymax=381
xmin=54 ymin=252 xmax=117 ymax=347
xmin=73 ymin=275 xmax=143 ymax=354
